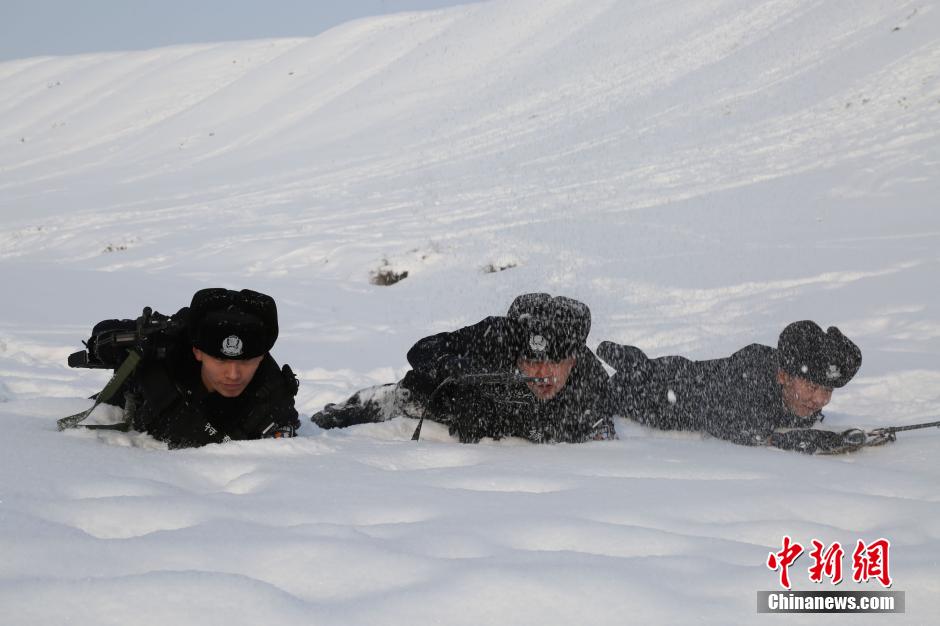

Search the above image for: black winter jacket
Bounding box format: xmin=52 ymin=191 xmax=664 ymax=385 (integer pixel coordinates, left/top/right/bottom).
xmin=606 ymin=343 xmax=818 ymax=445
xmin=401 ymin=317 xmax=615 ymax=443
xmin=82 ymin=309 xmax=300 ymax=449
xmin=127 ymin=349 xmax=299 ymax=449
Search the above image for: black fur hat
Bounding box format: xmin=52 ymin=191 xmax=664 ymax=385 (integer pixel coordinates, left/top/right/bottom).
xmin=188 ymin=288 xmax=278 ymax=360
xmin=507 ymin=293 xmax=591 ymax=361
xmin=777 ymin=320 xmax=861 ymax=388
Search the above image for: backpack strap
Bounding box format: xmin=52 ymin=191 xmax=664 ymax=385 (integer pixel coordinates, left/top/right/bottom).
xmin=57 ymin=350 xmax=143 ymax=431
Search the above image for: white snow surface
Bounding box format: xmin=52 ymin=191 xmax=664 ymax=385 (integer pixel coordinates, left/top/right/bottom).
xmin=2 ymin=1 xmax=939 ymax=624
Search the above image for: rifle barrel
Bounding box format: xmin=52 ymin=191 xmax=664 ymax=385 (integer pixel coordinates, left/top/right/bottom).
xmin=887 ymin=420 xmax=940 ymax=433
xmin=460 ymin=373 xmax=548 ymax=384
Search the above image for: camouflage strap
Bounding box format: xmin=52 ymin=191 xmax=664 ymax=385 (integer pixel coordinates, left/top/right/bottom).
xmin=57 ymin=350 xmax=142 ymax=431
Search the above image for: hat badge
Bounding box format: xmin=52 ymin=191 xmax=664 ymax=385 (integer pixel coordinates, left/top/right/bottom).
xmin=529 ymin=334 xmax=548 ymax=353
xmin=826 ymin=364 xmax=841 ymax=380
xmin=221 ymin=335 xmax=244 ymax=357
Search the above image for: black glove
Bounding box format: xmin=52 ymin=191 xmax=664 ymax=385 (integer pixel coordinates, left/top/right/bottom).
xmin=443 ymin=396 xmax=511 ymax=443
xmin=769 ymin=429 xmax=865 ymax=454
xmin=840 ymin=428 xmax=867 ymax=447
xmin=437 ymin=382 xmax=528 ymax=443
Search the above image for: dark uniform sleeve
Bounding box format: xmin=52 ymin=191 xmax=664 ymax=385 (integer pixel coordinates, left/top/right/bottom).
xmin=406 ymin=316 xmax=519 ymax=385
xmin=576 ymin=349 xmax=618 ymax=441
xmin=602 ymin=342 xmax=793 ymax=446
xmin=602 ymin=343 xmax=697 ymax=431
xmin=130 ymin=358 xmax=220 ymax=448
xmin=614 ymin=357 xmax=668 ymax=427
xmin=661 ymin=345 xmax=798 ymax=446
xmin=399 ymin=317 xmax=514 ymax=441
xmin=700 ymin=411 xmax=774 ymax=446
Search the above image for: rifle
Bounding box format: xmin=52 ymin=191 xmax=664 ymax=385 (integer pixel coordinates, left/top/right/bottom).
xmin=411 ymin=372 xmax=549 ymax=441
xmin=771 ymin=420 xmax=940 ymax=454
xmin=59 ymin=307 xmax=184 ymax=431
xmin=865 ymin=420 xmax=940 ymax=446
xmin=68 ymin=307 xmax=183 ymax=369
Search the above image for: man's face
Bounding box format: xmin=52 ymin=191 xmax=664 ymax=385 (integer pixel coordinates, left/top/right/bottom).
xmin=777 ymin=370 xmax=834 ymax=417
xmin=517 ymin=356 xmax=576 ymax=401
xmin=193 ymin=348 xmax=264 ymax=397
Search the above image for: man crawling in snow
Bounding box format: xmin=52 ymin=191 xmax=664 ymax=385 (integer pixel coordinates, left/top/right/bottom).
xmin=65 ymin=288 xmax=300 ymax=448
xmin=600 ymin=321 xmax=866 ymax=454
xmin=312 ymin=293 xmax=616 ymax=443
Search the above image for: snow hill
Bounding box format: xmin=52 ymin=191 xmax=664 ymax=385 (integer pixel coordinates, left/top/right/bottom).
xmin=1 ymin=0 xmax=939 ymax=624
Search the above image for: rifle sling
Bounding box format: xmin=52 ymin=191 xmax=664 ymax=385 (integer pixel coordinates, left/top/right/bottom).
xmin=57 ymin=350 xmax=143 ymax=431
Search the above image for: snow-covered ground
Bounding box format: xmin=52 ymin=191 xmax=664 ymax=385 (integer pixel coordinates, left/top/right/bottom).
xmin=1 ymin=0 xmax=939 ymax=623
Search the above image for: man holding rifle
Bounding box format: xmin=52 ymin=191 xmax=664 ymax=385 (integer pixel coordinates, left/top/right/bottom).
xmin=312 ymin=293 xmax=616 ymax=443
xmin=601 ymin=321 xmax=869 ymax=454
xmin=63 ymin=288 xmax=300 ymax=448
